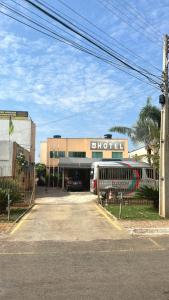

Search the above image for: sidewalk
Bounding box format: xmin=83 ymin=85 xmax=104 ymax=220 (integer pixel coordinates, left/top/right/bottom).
xmin=0 ymin=223 xmax=13 ymax=236
xmin=120 ymin=219 xmax=169 ymax=236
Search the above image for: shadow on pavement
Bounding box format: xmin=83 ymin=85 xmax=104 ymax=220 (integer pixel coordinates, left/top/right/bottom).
xmin=35 ymin=186 xmax=70 ymax=198
xmin=35 ymin=186 xmax=91 ymax=198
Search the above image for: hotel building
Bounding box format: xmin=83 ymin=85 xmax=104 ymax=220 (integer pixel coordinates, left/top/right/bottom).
xmin=40 ymin=135 xmax=128 ymax=189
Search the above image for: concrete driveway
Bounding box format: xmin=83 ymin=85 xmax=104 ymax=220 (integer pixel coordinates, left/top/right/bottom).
xmin=10 ymin=188 xmax=129 ymax=241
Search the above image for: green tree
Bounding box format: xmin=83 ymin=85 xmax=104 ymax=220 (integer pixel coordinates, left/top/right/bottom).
xmin=35 ymin=163 xmax=46 ymax=186
xmin=110 ymin=97 xmax=161 ymax=167
xmin=139 ymin=97 xmax=160 ymax=167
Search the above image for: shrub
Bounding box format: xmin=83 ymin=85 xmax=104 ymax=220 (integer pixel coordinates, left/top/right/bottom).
xmin=10 ymin=189 xmax=22 ymax=203
xmin=135 ymin=185 xmax=159 ymax=209
xmin=0 ymin=179 xmax=22 ymax=210
xmin=0 ymin=188 xmax=8 ymax=213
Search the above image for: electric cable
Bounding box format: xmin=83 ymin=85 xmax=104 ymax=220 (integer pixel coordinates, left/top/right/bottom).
xmin=54 ymin=0 xmax=161 ymax=73
xmin=97 ymin=0 xmax=161 ymax=46
xmin=2 ymin=0 xmax=161 ymax=85
xmin=119 ymin=0 xmax=162 ymax=38
xmin=21 ymin=0 xmax=161 ymax=86
xmin=0 ymin=4 xmax=161 ymax=88
xmin=111 ymin=0 xmax=162 ymax=40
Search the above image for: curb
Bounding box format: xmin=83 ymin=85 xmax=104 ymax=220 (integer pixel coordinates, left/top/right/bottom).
xmin=96 ymin=201 xmax=118 ymax=221
xmin=14 ymin=204 xmax=35 ymax=224
xmin=96 ymin=202 xmax=169 ymax=237
xmin=129 ymin=227 xmax=169 ymax=236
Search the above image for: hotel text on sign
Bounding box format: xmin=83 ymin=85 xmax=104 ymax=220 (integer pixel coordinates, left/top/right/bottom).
xmin=90 ymin=141 xmax=124 ymax=150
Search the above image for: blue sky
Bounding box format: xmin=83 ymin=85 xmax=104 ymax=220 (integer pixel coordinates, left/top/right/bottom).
xmin=0 ymin=0 xmax=169 ymax=161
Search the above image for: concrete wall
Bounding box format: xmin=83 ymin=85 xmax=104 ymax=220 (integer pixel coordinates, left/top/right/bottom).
xmin=0 ymin=141 xmax=34 ymax=189
xmin=40 ymin=141 xmax=47 ymax=165
xmin=129 ymin=147 xmax=148 ymax=163
xmin=0 ymin=119 xmax=35 ymax=162
xmin=0 ymin=141 xmax=13 ymax=176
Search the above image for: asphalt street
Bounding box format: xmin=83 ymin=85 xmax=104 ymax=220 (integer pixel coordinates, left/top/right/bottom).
xmin=0 ymin=189 xmax=169 ymax=300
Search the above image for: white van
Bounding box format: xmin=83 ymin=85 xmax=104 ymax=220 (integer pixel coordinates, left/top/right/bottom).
xmin=90 ymin=160 xmax=157 ymax=195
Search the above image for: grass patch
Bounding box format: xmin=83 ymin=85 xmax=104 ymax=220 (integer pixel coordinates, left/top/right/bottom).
xmin=0 ymin=208 xmax=27 ymax=223
xmin=106 ymin=205 xmax=163 ymax=220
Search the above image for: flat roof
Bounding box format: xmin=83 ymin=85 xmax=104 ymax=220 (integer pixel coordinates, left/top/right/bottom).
xmin=91 ymin=160 xmax=150 ymax=168
xmin=47 ymin=137 xmax=128 ymax=140
xmin=58 ymin=158 xmax=101 ymax=169
xmin=58 ymin=158 xmax=150 ymax=169
xmin=128 ymin=146 xmax=146 ymax=153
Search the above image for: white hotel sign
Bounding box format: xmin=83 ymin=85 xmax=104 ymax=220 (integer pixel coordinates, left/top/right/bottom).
xmin=90 ymin=141 xmax=124 ymax=150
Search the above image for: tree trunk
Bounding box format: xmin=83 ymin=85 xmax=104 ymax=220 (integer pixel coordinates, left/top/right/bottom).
xmin=147 ymin=147 xmax=152 ymax=165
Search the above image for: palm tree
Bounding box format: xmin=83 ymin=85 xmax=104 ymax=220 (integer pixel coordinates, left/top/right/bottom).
xmin=109 ymin=97 xmax=161 ymax=166
xmin=139 ymin=97 xmax=161 ymax=129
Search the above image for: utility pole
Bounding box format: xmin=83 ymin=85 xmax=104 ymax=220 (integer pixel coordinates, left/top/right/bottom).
xmin=53 ymin=148 xmax=55 ymax=188
xmin=159 ymin=34 xmax=169 ymax=217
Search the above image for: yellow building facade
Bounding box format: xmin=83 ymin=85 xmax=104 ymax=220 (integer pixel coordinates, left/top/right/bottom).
xmin=40 ymin=136 xmax=128 ymax=167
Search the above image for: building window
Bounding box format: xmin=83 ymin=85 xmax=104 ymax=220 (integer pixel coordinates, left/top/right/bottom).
xmin=50 ymin=151 xmax=54 ymax=158
xmin=68 ymin=152 xmax=86 ymax=158
xmin=92 ymin=152 xmax=103 ymax=159
xmin=112 ymin=152 xmax=123 ymax=159
xmin=57 ymin=151 xmax=65 ymax=158
xmin=50 ymin=151 xmax=65 ymax=158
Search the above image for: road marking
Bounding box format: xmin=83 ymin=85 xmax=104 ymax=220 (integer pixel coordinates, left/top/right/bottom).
xmin=95 ymin=204 xmax=122 ymax=231
xmin=0 ymin=248 xmax=166 ymax=256
xmin=10 ymin=205 xmax=38 ymax=235
xmin=149 ymin=238 xmax=165 ymax=250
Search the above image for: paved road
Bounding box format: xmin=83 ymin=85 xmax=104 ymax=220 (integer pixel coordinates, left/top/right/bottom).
xmin=1 ymin=189 xmax=169 ymax=300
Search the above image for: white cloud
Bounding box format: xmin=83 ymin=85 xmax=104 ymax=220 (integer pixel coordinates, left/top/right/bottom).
xmin=0 ymin=1 xmax=164 ymax=160
xmin=0 ymin=29 xmax=141 ymax=116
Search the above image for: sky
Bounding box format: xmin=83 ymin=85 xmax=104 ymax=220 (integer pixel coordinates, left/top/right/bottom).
xmin=0 ymin=0 xmax=169 ymax=161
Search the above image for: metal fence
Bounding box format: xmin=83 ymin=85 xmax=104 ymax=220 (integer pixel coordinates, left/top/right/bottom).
xmin=97 ymin=166 xmax=157 ymax=206
xmin=0 ymin=176 xmax=35 ymax=207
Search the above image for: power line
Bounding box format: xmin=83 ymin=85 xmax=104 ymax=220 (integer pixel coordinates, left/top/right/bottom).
xmin=9 ymin=0 xmax=127 ymax=63
xmin=99 ymin=0 xmax=161 ymax=44
xmin=54 ymin=0 xmax=161 ymax=74
xmin=120 ymin=0 xmax=162 ymax=39
xmin=0 ymin=2 xmax=161 ymax=88
xmin=0 ymin=1 xmax=161 ymax=142
xmin=1 ymin=0 xmax=162 ymax=84
xmin=20 ymin=0 xmax=161 ymax=86
xmin=20 ymin=0 xmax=162 ymax=78
xmin=97 ymin=0 xmax=162 ymax=46
xmin=111 ymin=0 xmax=162 ymax=40
xmin=0 ymin=1 xmax=142 ymax=73
xmin=0 ymin=3 xmax=132 ymax=70
xmin=31 ymin=0 xmax=161 ymax=80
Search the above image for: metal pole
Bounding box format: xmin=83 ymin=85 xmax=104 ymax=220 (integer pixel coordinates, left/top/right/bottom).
xmin=97 ymin=166 xmax=100 ymax=204
xmin=32 ymin=164 xmax=36 ymax=204
xmin=7 ymin=193 xmax=10 ymax=221
xmin=48 ymin=144 xmax=51 ymax=189
xmin=62 ymin=168 xmax=65 ymax=190
xmin=53 ymin=149 xmax=54 ymax=188
xmin=159 ymin=34 xmax=169 ymax=217
xmin=57 ymin=166 xmax=59 ymax=187
xmin=119 ymin=192 xmax=123 ymax=219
